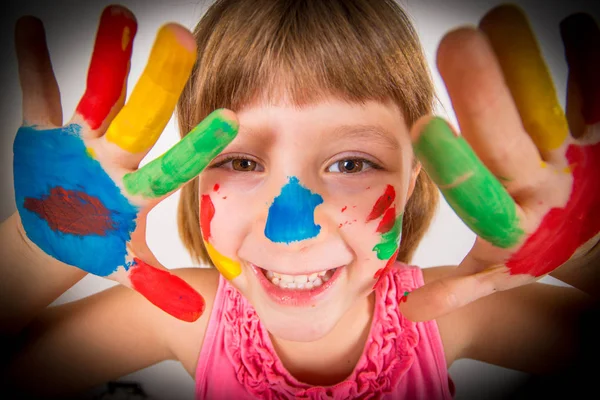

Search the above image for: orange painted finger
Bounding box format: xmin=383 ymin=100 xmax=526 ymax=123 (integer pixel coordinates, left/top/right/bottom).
xmin=15 ymin=16 xmax=62 ymax=127
xmin=104 ymin=23 xmax=196 ymax=160
xmin=75 ymin=5 xmax=137 ymax=133
xmin=435 ymin=27 xmax=543 ymax=195
xmin=479 ymin=5 xmax=569 ymax=157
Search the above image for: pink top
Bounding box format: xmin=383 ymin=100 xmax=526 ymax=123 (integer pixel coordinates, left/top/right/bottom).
xmin=195 ymin=263 xmax=455 ymax=399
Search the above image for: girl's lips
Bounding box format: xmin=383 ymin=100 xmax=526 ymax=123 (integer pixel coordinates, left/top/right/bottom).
xmin=250 ymin=263 xmax=344 ymax=307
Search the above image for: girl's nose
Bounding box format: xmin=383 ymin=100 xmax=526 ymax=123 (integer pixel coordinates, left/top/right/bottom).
xmin=264 ymin=176 xmax=323 ymax=244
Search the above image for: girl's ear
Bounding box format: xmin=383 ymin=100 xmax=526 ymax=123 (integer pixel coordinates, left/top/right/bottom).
xmin=406 ymin=161 xmax=422 ymax=200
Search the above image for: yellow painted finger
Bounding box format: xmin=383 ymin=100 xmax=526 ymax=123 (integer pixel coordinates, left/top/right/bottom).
xmin=205 ymin=242 xmax=242 ymax=280
xmin=105 ymin=24 xmax=196 ymax=154
xmin=479 ymin=5 xmax=569 ymax=153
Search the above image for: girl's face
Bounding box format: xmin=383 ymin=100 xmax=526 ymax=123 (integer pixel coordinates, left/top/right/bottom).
xmin=199 ymin=97 xmax=418 ymax=341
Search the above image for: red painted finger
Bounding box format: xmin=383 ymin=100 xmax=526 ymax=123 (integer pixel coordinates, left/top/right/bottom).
xmin=128 ymin=258 xmax=205 ymax=322
xmin=75 ymin=5 xmax=137 ymax=132
xmin=15 ymin=16 xmax=62 ymax=127
xmin=560 ymin=13 xmax=600 ymax=125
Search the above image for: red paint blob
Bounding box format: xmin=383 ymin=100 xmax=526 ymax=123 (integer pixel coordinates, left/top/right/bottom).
xmin=129 ymin=258 xmax=205 ymax=322
xmin=376 ymin=207 xmax=396 ymax=233
xmin=373 ymin=248 xmax=400 ymax=290
xmin=75 ymin=7 xmax=137 ymax=130
xmin=213 ymin=183 xmax=220 ymax=192
xmin=341 ymin=206 xmax=347 ymax=213
xmin=200 ymin=194 xmax=215 ymax=241
xmin=366 ymin=185 xmax=396 ymax=222
xmin=507 ymin=142 xmax=600 ymax=276
xmin=24 ymin=187 xmax=115 ymax=235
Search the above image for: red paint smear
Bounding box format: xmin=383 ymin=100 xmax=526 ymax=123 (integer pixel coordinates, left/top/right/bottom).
xmin=75 ymin=7 xmax=137 ymax=129
xmin=376 ymin=207 xmax=396 ymax=233
xmin=200 ymin=195 xmax=215 ymax=241
xmin=373 ymin=248 xmax=400 ymax=290
xmin=129 ymin=258 xmax=205 ymax=322
xmin=366 ymin=185 xmax=395 ymax=222
xmin=24 ymin=187 xmax=115 ymax=235
xmin=341 ymin=206 xmax=347 ymax=213
xmin=507 ymin=142 xmax=600 ymax=276
xmin=399 ymin=291 xmax=409 ymax=303
xmin=214 ymin=183 xmax=220 ymax=192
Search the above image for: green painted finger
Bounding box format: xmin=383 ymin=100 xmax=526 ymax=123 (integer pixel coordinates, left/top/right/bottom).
xmin=413 ymin=117 xmax=523 ymax=248
xmin=123 ymin=109 xmax=238 ymax=198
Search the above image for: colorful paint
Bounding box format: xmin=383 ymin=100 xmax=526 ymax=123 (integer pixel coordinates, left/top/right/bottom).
xmin=507 ymin=141 xmax=600 ymax=276
xmin=373 ymin=248 xmax=400 ymax=290
xmin=14 ymin=124 xmax=137 ymax=276
xmin=199 ymin=194 xmax=242 ymax=280
xmin=264 ymin=176 xmax=324 ymax=243
xmin=129 ymin=257 xmax=205 ymax=322
xmin=366 ymin=185 xmax=395 ymax=222
xmin=76 ymin=6 xmax=137 ymax=130
xmin=480 ymin=5 xmax=568 ymax=152
xmin=123 ymin=109 xmax=238 ymax=198
xmin=105 ymin=25 xmax=196 ymax=153
xmin=413 ymin=117 xmax=523 ymax=249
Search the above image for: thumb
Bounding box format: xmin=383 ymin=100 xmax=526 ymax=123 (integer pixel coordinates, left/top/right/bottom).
xmin=111 ymin=255 xmax=205 ymax=322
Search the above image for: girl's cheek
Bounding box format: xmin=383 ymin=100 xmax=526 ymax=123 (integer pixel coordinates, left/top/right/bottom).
xmin=336 ymin=184 xmax=403 ymax=266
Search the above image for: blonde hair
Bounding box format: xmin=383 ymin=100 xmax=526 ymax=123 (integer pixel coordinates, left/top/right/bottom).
xmin=177 ymin=0 xmax=439 ymax=265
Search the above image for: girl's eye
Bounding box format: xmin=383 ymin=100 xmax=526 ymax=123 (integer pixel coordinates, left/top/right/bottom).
xmin=231 ymin=158 xmax=258 ymax=172
xmin=327 ymin=158 xmax=376 ymax=174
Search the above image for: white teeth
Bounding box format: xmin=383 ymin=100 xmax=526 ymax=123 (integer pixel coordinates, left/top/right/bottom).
xmin=294 ymin=275 xmax=308 ymax=284
xmin=263 ymin=268 xmax=337 ymax=290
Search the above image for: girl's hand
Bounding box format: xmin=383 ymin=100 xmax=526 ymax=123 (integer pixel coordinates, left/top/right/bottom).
xmin=13 ymin=6 xmax=238 ymax=322
xmin=401 ymin=5 xmax=599 ymax=321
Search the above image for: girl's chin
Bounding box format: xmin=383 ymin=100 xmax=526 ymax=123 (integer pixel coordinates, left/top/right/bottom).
xmin=257 ymin=305 xmax=343 ymax=342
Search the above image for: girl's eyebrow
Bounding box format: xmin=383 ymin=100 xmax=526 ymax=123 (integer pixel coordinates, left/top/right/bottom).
xmin=328 ymin=124 xmax=400 ymax=150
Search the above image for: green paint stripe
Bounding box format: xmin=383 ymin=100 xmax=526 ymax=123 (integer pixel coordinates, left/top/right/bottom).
xmin=123 ymin=109 xmax=238 ymax=198
xmin=373 ymin=214 xmax=403 ymax=260
xmin=413 ymin=117 xmax=523 ymax=248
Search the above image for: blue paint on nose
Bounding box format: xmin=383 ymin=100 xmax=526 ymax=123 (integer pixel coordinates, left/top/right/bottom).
xmin=264 ymin=176 xmax=323 ymax=244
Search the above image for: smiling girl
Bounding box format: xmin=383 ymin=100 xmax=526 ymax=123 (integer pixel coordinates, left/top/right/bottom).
xmin=1 ymin=0 xmax=598 ymax=398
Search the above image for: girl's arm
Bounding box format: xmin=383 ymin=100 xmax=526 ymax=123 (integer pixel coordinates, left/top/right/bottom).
xmin=1 ymin=267 xmax=219 ymax=398
xmin=430 ymin=265 xmax=594 ymax=374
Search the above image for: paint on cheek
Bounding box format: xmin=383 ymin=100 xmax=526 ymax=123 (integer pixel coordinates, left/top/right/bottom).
xmin=366 ymin=185 xmax=395 ymax=222
xmin=13 ymin=125 xmax=138 ymax=277
xmin=264 ymin=176 xmax=323 ymax=243
xmin=376 ymin=206 xmax=396 ymax=233
xmin=373 ymin=247 xmax=400 ymax=290
xmin=214 ymin=183 xmax=220 ymax=191
xmin=129 ymin=257 xmax=205 ymax=322
xmin=200 ymin=194 xmax=215 ymax=241
xmin=506 ymin=142 xmax=600 ymax=276
xmin=24 ymin=187 xmax=116 ymax=236
xmin=76 ymin=6 xmax=137 ymax=130
xmin=372 ymin=213 xmax=403 ymax=260
xmin=204 ymin=242 xmax=242 ymax=280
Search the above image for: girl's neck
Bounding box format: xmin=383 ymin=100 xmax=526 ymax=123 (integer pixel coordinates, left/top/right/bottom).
xmin=269 ymin=291 xmax=376 ymax=386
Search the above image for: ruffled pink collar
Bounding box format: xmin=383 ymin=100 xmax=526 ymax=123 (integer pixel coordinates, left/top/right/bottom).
xmin=221 ymin=267 xmax=419 ymax=399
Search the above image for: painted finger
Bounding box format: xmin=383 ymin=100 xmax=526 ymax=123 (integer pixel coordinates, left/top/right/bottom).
xmin=479 ymin=5 xmax=570 ymax=160
xmin=398 ymin=265 xmax=516 ymax=322
xmin=412 ymin=117 xmax=524 ymax=249
xmin=436 ymin=27 xmax=543 ymax=195
xmin=123 ymin=109 xmax=238 ymax=200
xmin=74 ymin=5 xmax=137 ymax=135
xmin=104 ymin=23 xmax=196 ymax=166
xmin=560 ymin=13 xmax=600 ymax=136
xmin=15 ymin=16 xmax=62 ymax=127
xmin=111 ymin=256 xmax=205 ymax=322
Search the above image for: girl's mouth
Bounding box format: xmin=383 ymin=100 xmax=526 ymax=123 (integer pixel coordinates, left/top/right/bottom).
xmin=250 ymin=263 xmax=344 ymax=306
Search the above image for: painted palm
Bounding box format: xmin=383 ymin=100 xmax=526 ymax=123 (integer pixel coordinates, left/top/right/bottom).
xmin=404 ymin=6 xmax=599 ymax=319
xmin=13 ymin=6 xmax=238 ymax=321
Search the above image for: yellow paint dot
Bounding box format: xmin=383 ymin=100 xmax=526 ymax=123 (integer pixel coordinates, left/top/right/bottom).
xmin=205 ymin=241 xmax=241 ymax=280
xmin=122 ymin=26 xmax=131 ymax=51
xmin=540 ymin=161 xmax=548 ymax=168
xmin=86 ymin=147 xmax=96 ymax=159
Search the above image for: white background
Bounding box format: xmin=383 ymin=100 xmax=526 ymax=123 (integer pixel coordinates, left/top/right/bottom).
xmin=0 ymin=0 xmax=595 ymax=399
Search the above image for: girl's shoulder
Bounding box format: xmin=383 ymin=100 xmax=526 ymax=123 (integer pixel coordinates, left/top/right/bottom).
xmin=159 ymin=267 xmax=222 ymax=376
